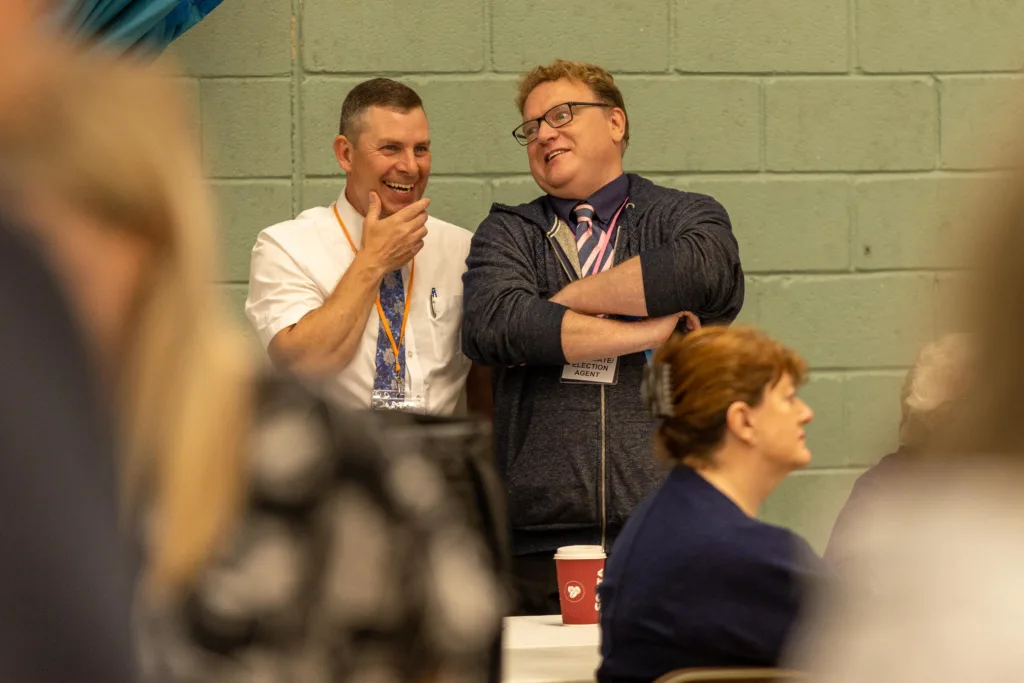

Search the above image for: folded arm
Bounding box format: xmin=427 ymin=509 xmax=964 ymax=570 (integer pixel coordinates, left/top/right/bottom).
xmin=462 ymin=215 xmax=677 ymax=367
xmin=550 ymin=195 xmax=745 ymax=323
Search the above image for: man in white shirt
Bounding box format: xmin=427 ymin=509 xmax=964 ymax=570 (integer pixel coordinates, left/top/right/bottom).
xmin=246 ymin=78 xmax=488 ymax=416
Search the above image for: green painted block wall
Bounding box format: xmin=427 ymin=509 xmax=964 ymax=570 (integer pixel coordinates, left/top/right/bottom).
xmin=168 ymin=0 xmax=1024 ymax=550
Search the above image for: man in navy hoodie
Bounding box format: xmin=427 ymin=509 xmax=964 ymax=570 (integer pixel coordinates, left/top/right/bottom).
xmin=462 ymin=60 xmax=745 ymax=614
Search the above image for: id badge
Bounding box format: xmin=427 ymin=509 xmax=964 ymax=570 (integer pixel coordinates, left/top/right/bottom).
xmin=370 ymin=390 xmax=428 ymax=413
xmin=561 ymin=357 xmax=619 ymax=385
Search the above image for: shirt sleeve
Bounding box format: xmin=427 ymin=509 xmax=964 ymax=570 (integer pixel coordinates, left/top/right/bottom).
xmin=461 ymin=213 xmax=568 ymax=367
xmin=638 ymin=193 xmax=744 ymax=323
xmin=244 ymin=232 xmax=326 ymax=349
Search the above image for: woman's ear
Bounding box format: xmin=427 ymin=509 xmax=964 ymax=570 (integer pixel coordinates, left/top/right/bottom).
xmin=725 ymin=401 xmax=757 ymax=447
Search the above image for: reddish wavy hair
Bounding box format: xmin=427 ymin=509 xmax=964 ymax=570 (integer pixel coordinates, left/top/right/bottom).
xmin=515 ymin=59 xmax=630 ymax=150
xmin=653 ymin=325 xmax=808 ymax=463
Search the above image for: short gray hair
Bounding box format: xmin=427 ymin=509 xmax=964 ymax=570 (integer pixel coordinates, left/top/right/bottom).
xmin=899 ymin=334 xmax=971 ymax=449
xmin=338 ymin=78 xmax=423 ymax=140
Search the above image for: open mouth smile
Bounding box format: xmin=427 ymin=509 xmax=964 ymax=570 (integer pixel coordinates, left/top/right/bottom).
xmin=384 ymin=181 xmax=415 ymax=194
xmin=544 ymin=149 xmax=569 ymax=164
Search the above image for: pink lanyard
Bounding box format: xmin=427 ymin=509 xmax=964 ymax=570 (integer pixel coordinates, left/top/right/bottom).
xmin=581 ymin=197 xmax=629 ymax=277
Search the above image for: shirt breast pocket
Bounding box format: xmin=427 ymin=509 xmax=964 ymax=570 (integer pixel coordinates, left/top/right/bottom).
xmin=428 ymin=293 xmax=463 ymax=366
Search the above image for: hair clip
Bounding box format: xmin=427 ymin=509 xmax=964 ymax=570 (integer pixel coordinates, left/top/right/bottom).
xmin=641 ymin=362 xmax=674 ymax=419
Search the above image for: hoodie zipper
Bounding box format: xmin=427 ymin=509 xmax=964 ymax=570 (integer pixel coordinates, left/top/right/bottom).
xmin=601 ymin=208 xmax=629 ymax=550
xmin=545 ymin=215 xmax=577 ymax=282
xmin=501 ymin=203 xmax=629 ymax=552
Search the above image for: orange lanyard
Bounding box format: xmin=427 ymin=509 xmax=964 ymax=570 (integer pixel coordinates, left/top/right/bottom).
xmin=333 ymin=202 xmax=414 ymax=373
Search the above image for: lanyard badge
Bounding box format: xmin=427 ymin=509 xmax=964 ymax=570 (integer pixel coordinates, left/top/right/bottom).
xmin=333 ymin=202 xmax=413 ymax=373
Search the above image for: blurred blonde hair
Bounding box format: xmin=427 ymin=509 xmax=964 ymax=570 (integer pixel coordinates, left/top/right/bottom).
xmin=0 ymin=51 xmax=252 ymax=598
xmin=942 ymin=169 xmax=1024 ymax=455
xmin=899 ymin=334 xmax=971 ymax=450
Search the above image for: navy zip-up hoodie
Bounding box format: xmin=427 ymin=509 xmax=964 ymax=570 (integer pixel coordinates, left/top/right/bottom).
xmin=461 ymin=174 xmax=744 ymax=555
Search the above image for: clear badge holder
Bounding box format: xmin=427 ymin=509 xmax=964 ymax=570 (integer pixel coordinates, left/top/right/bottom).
xmin=370 ymin=389 xmax=428 ymax=414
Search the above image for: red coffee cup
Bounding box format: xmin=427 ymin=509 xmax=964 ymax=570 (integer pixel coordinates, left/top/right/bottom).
xmin=554 ymin=545 xmax=606 ymax=625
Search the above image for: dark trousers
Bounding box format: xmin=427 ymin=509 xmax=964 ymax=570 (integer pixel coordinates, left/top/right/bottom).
xmin=511 ymin=552 xmax=561 ymax=616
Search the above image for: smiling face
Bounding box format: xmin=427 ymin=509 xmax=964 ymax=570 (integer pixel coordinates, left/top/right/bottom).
xmin=520 ymin=78 xmax=626 ymax=200
xmin=334 ymin=105 xmax=431 ymax=218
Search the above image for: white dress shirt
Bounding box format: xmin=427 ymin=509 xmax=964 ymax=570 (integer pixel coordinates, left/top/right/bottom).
xmin=245 ymin=188 xmax=473 ymax=415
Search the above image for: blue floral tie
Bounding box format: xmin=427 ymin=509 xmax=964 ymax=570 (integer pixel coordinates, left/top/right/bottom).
xmin=373 ymin=269 xmax=406 ymax=394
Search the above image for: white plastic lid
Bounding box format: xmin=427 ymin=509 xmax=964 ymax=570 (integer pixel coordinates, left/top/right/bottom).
xmin=553 ymin=544 xmax=606 ymax=560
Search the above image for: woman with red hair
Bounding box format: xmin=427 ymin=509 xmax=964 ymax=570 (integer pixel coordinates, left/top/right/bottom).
xmin=598 ymin=325 xmax=824 ymax=683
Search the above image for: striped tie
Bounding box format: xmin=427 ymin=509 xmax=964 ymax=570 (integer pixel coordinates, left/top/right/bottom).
xmin=573 ymin=203 xmax=604 ymax=276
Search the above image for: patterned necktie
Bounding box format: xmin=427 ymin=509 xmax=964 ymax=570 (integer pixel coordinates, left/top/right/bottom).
xmin=573 ymin=202 xmax=604 ymax=276
xmin=373 ymin=268 xmax=406 ymax=394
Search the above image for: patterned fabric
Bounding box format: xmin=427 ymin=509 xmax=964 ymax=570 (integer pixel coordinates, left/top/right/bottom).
xmin=53 ymin=0 xmax=224 ymax=55
xmin=136 ymin=375 xmax=503 ymax=683
xmin=374 ymin=269 xmax=407 ymax=395
xmin=548 ymin=174 xmax=628 ymax=237
xmin=573 ymin=203 xmax=599 ymax=275
xmin=573 ymin=202 xmax=617 ymax=277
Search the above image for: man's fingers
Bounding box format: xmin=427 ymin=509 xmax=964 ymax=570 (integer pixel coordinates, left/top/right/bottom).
xmin=398 ymin=229 xmax=428 ymax=254
xmin=392 ymin=197 xmax=430 ymax=220
xmin=395 ymin=214 xmax=428 ymax=235
xmin=366 ymin=191 xmax=382 ymax=223
xmin=395 ymin=241 xmax=425 ymax=264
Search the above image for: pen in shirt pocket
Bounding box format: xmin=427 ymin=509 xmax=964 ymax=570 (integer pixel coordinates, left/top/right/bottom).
xmin=430 ymin=287 xmax=438 ymax=318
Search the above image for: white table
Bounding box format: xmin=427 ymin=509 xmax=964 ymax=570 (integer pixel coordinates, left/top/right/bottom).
xmin=502 ymin=615 xmax=602 ymax=683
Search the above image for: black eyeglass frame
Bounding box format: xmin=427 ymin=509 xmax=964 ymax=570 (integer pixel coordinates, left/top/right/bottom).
xmin=511 ymin=101 xmax=612 ymax=145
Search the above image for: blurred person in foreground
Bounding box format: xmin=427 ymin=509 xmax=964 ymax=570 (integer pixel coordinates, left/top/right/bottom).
xmin=0 ymin=51 xmax=501 ymax=682
xmin=787 ymin=172 xmax=1024 ymax=682
xmin=597 ymin=325 xmax=824 ymax=683
xmin=822 ymin=333 xmax=970 ymax=571
xmin=0 ymin=4 xmax=137 ymax=681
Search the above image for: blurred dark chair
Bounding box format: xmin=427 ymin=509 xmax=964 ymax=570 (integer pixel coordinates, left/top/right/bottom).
xmin=653 ymin=668 xmax=806 ymax=683
xmin=369 ymin=410 xmax=511 ymax=683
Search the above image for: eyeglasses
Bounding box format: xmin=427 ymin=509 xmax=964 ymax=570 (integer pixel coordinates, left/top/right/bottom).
xmin=512 ymin=101 xmax=612 ymax=145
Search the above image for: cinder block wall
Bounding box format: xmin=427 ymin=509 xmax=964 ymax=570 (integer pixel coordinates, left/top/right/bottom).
xmin=169 ymin=0 xmax=1024 ymax=549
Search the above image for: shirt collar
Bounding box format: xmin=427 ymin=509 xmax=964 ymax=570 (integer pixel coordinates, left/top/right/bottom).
xmin=548 ymin=173 xmax=629 ymax=226
xmin=334 ymin=186 xmax=365 ymax=239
